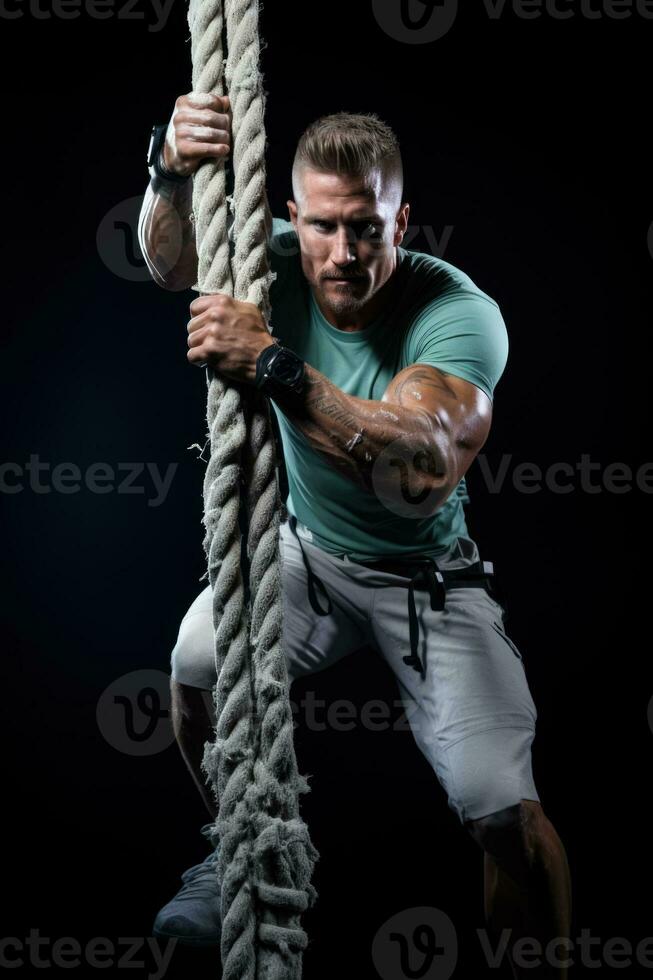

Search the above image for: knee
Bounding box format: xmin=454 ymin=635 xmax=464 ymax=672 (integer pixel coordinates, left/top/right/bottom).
xmin=465 ymin=799 xmax=544 ymax=864
xmin=170 ymin=609 xmax=216 ymax=692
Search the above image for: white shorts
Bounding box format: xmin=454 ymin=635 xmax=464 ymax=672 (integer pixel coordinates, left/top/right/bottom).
xmin=171 ymin=518 xmax=540 ymax=823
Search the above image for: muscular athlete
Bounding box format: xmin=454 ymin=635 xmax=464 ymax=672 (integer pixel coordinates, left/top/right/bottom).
xmin=138 ymin=92 xmax=572 ymax=978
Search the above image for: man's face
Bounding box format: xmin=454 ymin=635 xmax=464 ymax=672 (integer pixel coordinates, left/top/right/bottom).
xmin=286 ymin=167 xmax=409 ymax=323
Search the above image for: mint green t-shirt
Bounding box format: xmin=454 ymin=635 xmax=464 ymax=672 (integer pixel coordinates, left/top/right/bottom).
xmin=267 ymin=218 xmax=508 ymax=561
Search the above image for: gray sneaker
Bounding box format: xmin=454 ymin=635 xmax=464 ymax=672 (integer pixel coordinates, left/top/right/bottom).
xmin=153 ymin=824 xmax=222 ymax=946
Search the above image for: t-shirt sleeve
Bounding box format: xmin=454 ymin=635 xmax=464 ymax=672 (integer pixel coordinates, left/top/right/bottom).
xmin=403 ymin=292 xmax=509 ymax=402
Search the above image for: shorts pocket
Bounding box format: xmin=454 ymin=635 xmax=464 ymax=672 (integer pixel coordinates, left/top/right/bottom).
xmin=491 ymin=620 xmax=523 ymax=661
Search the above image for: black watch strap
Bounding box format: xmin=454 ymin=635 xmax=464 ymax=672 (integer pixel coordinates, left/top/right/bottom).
xmin=147 ymin=123 xmax=190 ymax=185
xmin=255 ymin=343 xmax=305 ymax=397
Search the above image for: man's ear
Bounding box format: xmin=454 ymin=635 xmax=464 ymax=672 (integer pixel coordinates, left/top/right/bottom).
xmin=286 ymin=200 xmax=298 ymax=228
xmin=394 ymin=202 xmax=410 ymax=246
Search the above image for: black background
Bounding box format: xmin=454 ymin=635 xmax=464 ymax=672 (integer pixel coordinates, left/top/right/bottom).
xmin=1 ymin=1 xmax=651 ymax=977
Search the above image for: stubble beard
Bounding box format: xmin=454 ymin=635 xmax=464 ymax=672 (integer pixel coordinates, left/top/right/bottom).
xmin=314 ymin=272 xmax=371 ymax=316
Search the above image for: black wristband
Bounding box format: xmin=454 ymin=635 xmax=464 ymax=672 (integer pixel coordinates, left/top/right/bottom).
xmin=154 ymin=150 xmax=190 ymax=184
xmin=154 ymin=149 xmax=190 ymax=185
xmin=147 ymin=123 xmax=190 ymax=185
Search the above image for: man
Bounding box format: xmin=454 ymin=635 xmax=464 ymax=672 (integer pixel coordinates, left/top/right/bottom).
xmin=138 ymin=92 xmax=572 ymax=977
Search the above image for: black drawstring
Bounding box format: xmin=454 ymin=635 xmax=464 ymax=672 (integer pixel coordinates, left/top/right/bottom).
xmin=403 ymin=560 xmax=446 ymax=680
xmin=285 ymin=517 xmax=494 ymax=682
xmin=288 ymin=515 xmax=333 ymax=616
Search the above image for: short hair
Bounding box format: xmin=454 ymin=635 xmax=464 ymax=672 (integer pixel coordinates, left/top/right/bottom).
xmin=292 ymin=111 xmax=404 ymax=207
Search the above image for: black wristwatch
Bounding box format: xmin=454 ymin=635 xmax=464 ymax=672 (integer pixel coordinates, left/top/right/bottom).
xmin=255 ymin=343 xmax=306 ymax=400
xmin=147 ymin=123 xmax=190 ymax=184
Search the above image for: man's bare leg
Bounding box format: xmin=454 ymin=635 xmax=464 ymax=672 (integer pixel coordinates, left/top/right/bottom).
xmin=170 ymin=678 xmax=217 ymax=819
xmin=467 ymin=800 xmax=572 ymax=979
xmin=152 ymin=680 xmax=222 ymax=943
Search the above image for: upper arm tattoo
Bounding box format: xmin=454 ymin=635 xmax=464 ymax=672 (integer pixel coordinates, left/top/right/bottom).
xmin=386 ymin=365 xmax=458 ymax=406
xmin=383 ymin=363 xmax=492 ymax=459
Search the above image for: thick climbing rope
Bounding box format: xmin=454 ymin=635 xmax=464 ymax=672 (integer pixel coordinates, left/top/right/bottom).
xmin=186 ymin=0 xmax=319 ymax=976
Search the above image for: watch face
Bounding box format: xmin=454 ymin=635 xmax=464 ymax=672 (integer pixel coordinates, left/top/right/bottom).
xmin=272 ymin=350 xmax=303 ymax=387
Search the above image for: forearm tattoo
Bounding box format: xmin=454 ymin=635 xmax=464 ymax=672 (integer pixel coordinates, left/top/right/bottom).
xmin=271 ymin=364 xmax=449 ymax=497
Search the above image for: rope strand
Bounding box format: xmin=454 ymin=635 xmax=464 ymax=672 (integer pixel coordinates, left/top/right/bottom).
xmin=187 ymin=0 xmax=319 ymax=975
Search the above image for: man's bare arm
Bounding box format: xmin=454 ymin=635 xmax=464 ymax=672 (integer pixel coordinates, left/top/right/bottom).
xmin=382 ymin=363 xmax=493 ymax=501
xmin=138 ymin=176 xmax=198 ymax=291
xmin=137 ymin=91 xmax=231 ymax=291
xmin=183 ymin=294 xmax=493 ymax=514
xmin=269 ymin=362 xmax=492 ymax=514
